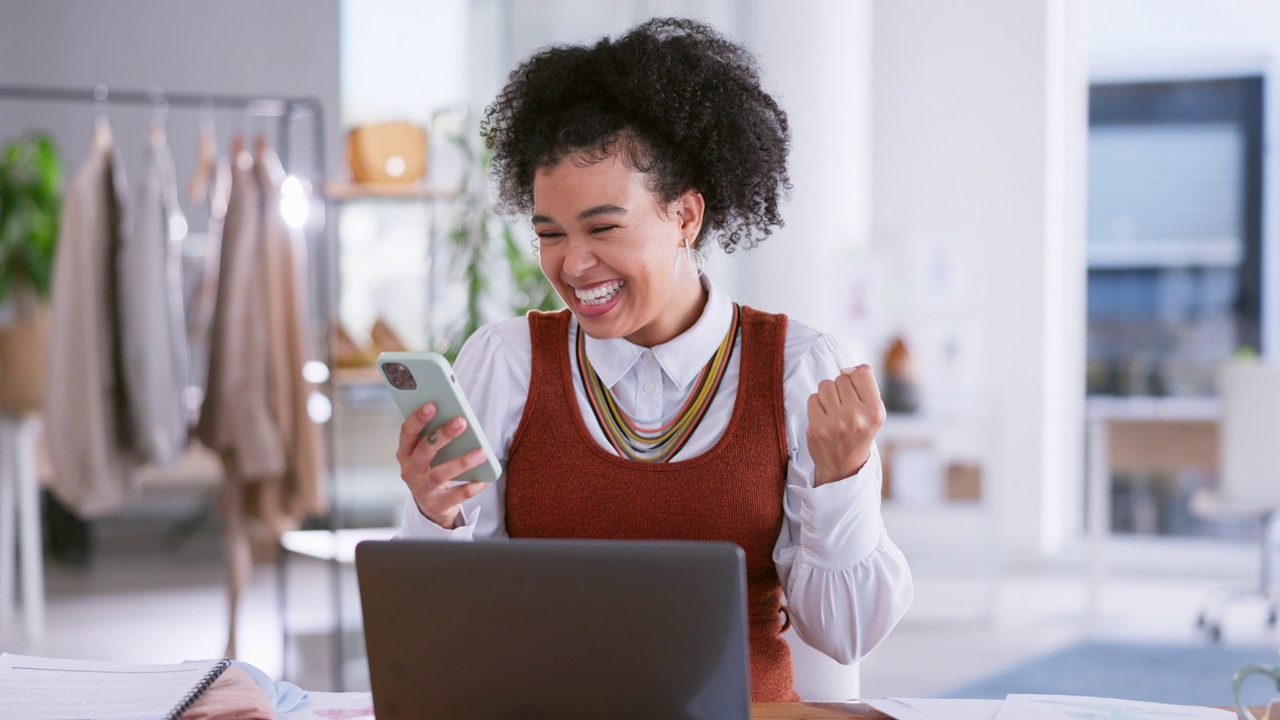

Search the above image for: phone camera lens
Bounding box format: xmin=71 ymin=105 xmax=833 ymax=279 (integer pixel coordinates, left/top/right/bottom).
xmin=382 ymin=362 xmax=417 ymax=390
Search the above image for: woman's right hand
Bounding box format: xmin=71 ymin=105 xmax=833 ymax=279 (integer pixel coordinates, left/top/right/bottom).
xmin=396 ymin=402 xmax=492 ymax=529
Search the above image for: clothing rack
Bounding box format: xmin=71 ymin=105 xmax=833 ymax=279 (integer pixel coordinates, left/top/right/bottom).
xmin=0 ymin=84 xmax=342 ymax=684
xmin=0 ymin=83 xmax=334 ymax=349
xmin=0 ymin=84 xmax=326 ymax=173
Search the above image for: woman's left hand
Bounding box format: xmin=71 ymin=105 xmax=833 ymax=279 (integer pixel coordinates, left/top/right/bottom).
xmin=806 ymin=364 xmax=886 ymax=487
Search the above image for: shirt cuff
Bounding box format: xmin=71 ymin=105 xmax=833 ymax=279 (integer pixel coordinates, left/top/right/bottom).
xmin=786 ymin=447 xmax=884 ymax=568
xmin=397 ymin=495 xmax=478 ymax=541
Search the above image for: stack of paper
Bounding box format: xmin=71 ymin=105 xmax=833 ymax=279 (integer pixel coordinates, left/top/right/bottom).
xmin=866 ymin=694 xmax=1239 ymax=720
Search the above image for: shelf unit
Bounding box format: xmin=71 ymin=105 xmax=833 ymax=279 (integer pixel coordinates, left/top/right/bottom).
xmin=324 ymin=180 xmax=466 ymax=531
xmin=323 ymin=181 xmax=462 ymax=203
xmin=877 ymin=410 xmax=1004 ymax=626
xmin=284 ymin=178 xmax=465 ymax=691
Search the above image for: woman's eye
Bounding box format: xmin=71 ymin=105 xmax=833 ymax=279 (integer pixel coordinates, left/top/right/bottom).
xmin=536 ymin=231 xmax=565 ymax=241
xmin=590 ymin=225 xmax=618 ymax=234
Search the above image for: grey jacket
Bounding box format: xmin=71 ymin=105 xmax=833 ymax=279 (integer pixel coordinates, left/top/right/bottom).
xmin=117 ymin=128 xmax=191 ymax=465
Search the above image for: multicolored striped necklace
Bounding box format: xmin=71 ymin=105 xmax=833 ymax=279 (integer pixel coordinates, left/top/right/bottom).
xmin=576 ymin=303 xmax=741 ymax=462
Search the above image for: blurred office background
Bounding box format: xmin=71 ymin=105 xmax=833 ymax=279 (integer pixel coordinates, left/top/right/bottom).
xmin=0 ymin=0 xmax=1277 ymax=702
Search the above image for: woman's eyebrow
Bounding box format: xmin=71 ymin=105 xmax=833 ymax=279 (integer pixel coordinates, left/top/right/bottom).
xmin=578 ymin=204 xmax=628 ymax=220
xmin=532 ymin=204 xmax=628 ymax=225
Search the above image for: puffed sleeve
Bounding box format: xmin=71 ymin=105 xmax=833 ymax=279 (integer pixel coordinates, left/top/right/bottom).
xmin=773 ymin=328 xmax=913 ymax=663
xmin=397 ymin=317 xmax=532 ymax=540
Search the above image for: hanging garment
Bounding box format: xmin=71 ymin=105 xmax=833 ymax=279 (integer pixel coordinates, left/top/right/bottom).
xmin=221 ymin=145 xmax=327 ymax=565
xmin=222 ymin=146 xmax=329 ymax=659
xmin=44 ymin=126 xmax=136 ymax=517
xmin=195 ymin=142 xmax=285 ymax=482
xmin=182 ymin=154 xmax=231 ymax=423
xmin=117 ymin=127 xmax=191 ymax=465
xmin=197 ymin=141 xmax=286 ymax=659
xmin=255 ymin=146 xmax=325 ymax=524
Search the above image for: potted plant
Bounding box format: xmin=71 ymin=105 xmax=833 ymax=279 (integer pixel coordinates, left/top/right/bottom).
xmin=0 ymin=133 xmax=61 ymax=415
xmin=441 ymin=129 xmax=559 ymax=361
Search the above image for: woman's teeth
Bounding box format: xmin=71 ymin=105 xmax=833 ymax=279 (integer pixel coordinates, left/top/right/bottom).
xmin=575 ymin=280 xmax=625 ymax=306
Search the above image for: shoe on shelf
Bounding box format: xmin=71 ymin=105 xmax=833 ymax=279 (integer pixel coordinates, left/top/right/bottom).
xmin=334 ymin=323 xmax=377 ymax=367
xmin=371 ymin=317 xmax=409 ymax=353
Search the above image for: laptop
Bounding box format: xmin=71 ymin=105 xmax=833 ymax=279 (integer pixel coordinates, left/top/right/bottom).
xmin=355 ymin=538 xmax=751 ymax=720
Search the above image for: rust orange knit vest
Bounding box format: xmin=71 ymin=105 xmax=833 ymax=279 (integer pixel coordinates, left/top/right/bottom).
xmin=505 ymin=307 xmax=798 ymax=702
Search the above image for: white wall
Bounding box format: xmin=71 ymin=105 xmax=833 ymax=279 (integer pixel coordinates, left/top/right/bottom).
xmin=0 ymin=1 xmax=341 ymax=183
xmin=341 ymin=0 xmax=468 ymax=127
xmin=1087 ymin=0 xmax=1280 ymax=362
xmin=871 ymin=0 xmax=1087 ymax=560
xmin=1089 ymin=0 xmax=1280 ymax=74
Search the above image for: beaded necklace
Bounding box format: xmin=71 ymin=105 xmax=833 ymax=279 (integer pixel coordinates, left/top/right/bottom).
xmin=576 ymin=303 xmax=741 ymax=462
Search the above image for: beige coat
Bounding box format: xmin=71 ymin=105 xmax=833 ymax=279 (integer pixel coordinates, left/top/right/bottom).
xmin=195 ymin=147 xmax=285 ymax=482
xmin=44 ymin=129 xmax=136 ymax=517
xmin=201 ymin=142 xmax=327 ymax=657
xmin=197 ymin=144 xmax=283 ymax=659
xmin=256 ymin=147 xmax=325 ymax=522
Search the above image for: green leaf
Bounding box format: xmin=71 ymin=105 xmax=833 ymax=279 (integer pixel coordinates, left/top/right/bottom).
xmin=435 ymin=126 xmax=559 ymax=355
xmin=0 ymin=132 xmax=62 ymax=303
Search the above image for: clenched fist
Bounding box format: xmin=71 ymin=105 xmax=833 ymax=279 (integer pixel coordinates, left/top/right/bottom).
xmin=806 ymin=364 xmax=886 ymax=486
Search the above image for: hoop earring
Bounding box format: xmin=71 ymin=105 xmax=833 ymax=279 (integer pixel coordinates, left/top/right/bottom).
xmin=674 ymin=238 xmax=705 ymax=280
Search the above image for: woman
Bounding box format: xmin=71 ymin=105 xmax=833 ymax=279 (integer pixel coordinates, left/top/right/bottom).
xmin=396 ymin=18 xmax=912 ymax=702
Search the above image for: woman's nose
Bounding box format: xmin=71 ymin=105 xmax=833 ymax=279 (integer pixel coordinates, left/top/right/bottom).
xmin=562 ymin=236 xmax=596 ymax=276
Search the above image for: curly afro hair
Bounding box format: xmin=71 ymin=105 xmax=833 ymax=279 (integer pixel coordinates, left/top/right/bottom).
xmin=481 ymin=17 xmax=791 ymax=253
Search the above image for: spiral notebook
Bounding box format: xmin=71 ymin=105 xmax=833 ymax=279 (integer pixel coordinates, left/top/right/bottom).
xmin=0 ymin=652 xmax=231 ymax=720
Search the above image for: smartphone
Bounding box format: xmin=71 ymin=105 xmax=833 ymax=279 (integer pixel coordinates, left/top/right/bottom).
xmin=376 ymin=351 xmax=502 ymax=484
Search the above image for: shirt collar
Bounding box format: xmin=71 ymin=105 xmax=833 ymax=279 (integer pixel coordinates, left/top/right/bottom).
xmin=581 ymin=275 xmax=733 ymax=391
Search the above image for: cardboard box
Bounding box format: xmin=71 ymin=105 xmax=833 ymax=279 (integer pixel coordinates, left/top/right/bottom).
xmin=945 ymin=462 xmax=982 ymax=500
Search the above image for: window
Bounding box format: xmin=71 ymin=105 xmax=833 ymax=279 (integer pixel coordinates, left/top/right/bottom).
xmin=1085 ymin=77 xmax=1263 ymax=397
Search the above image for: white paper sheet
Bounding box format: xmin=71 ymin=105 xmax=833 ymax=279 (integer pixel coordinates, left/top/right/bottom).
xmin=865 ymin=697 xmax=1004 ymax=720
xmin=995 ymin=694 xmax=1238 ymax=720
xmin=278 ymin=691 xmax=376 ymax=719
xmin=0 ymin=652 xmax=224 ymax=720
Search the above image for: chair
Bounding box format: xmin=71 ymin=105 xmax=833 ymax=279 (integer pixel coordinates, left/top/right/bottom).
xmin=1195 ymin=359 xmax=1280 ymax=641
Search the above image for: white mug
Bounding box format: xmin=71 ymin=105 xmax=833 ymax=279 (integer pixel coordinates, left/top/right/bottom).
xmin=1232 ymin=657 xmax=1280 ymax=720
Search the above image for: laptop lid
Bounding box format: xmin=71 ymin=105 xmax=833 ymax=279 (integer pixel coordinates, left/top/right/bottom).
xmin=355 ymin=538 xmax=751 ymax=720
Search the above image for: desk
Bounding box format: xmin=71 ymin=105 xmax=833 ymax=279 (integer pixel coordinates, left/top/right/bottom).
xmin=752 ymin=703 xmax=887 ymax=718
xmin=280 ymin=693 xmax=1260 ymax=719
xmin=1085 ymin=396 xmax=1219 ymax=630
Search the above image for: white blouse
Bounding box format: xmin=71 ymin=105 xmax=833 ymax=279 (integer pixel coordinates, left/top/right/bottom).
xmin=399 ymin=277 xmax=913 ymax=664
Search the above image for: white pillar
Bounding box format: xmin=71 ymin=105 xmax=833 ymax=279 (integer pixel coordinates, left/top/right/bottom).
xmin=737 ymin=0 xmax=874 ymax=701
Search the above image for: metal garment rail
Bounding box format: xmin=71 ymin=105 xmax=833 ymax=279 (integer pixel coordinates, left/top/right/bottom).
xmin=0 ymin=83 xmax=345 ymax=689
xmin=0 ymin=84 xmax=327 ymax=175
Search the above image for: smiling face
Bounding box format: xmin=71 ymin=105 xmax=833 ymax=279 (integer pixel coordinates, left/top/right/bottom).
xmin=532 ymin=151 xmax=707 ymax=347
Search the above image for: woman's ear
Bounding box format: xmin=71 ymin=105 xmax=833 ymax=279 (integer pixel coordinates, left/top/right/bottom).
xmin=674 ymin=189 xmax=705 ymax=245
